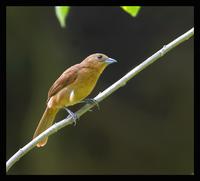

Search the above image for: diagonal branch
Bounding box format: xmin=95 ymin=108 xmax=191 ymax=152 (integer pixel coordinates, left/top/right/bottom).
xmin=6 ymin=27 xmax=194 ymax=172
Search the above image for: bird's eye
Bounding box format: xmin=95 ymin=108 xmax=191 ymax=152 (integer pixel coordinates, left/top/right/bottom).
xmin=97 ymin=55 xmax=103 ymax=59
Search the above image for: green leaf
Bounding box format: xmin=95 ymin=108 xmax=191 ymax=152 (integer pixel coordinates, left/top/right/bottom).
xmin=121 ymin=6 xmax=141 ymax=17
xmin=55 ymin=6 xmax=70 ymax=28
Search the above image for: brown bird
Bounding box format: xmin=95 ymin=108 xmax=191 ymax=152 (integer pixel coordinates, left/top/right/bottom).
xmin=33 ymin=53 xmax=117 ymax=147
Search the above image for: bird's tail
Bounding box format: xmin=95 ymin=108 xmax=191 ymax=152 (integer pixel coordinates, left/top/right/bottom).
xmin=33 ymin=107 xmax=58 ymax=147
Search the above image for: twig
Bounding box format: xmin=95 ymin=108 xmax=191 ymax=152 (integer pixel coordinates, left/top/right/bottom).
xmin=6 ymin=27 xmax=194 ymax=172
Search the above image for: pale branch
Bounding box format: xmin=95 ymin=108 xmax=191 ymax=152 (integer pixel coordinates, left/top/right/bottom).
xmin=6 ymin=27 xmax=194 ymax=172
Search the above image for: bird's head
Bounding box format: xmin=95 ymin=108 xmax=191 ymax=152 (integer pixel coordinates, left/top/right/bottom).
xmin=81 ymin=53 xmax=117 ymax=72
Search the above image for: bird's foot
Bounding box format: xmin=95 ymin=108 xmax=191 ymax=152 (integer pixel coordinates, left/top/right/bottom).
xmin=64 ymin=107 xmax=79 ymax=126
xmin=81 ymin=98 xmax=100 ymax=110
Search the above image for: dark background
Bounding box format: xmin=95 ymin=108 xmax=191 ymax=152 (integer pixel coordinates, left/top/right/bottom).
xmin=6 ymin=6 xmax=194 ymax=175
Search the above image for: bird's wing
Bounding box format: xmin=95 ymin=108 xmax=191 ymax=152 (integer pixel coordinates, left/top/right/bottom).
xmin=47 ymin=64 xmax=79 ymax=102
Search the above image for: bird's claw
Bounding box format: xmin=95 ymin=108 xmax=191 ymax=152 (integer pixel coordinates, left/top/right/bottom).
xmin=64 ymin=107 xmax=79 ymax=126
xmin=82 ymin=98 xmax=100 ymax=110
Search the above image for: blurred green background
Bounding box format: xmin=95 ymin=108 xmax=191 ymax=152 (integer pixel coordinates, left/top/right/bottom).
xmin=6 ymin=6 xmax=194 ymax=175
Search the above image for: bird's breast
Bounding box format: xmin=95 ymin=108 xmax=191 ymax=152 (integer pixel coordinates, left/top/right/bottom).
xmin=67 ymin=70 xmax=100 ymax=105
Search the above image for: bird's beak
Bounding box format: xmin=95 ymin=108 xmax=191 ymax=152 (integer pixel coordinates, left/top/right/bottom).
xmin=104 ymin=57 xmax=117 ymax=65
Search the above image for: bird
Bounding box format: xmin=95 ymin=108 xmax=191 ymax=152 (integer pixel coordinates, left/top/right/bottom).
xmin=32 ymin=53 xmax=117 ymax=147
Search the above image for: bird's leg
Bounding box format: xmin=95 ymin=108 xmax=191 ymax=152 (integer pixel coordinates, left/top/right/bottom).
xmin=81 ymin=98 xmax=100 ymax=110
xmin=63 ymin=107 xmax=79 ymax=126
